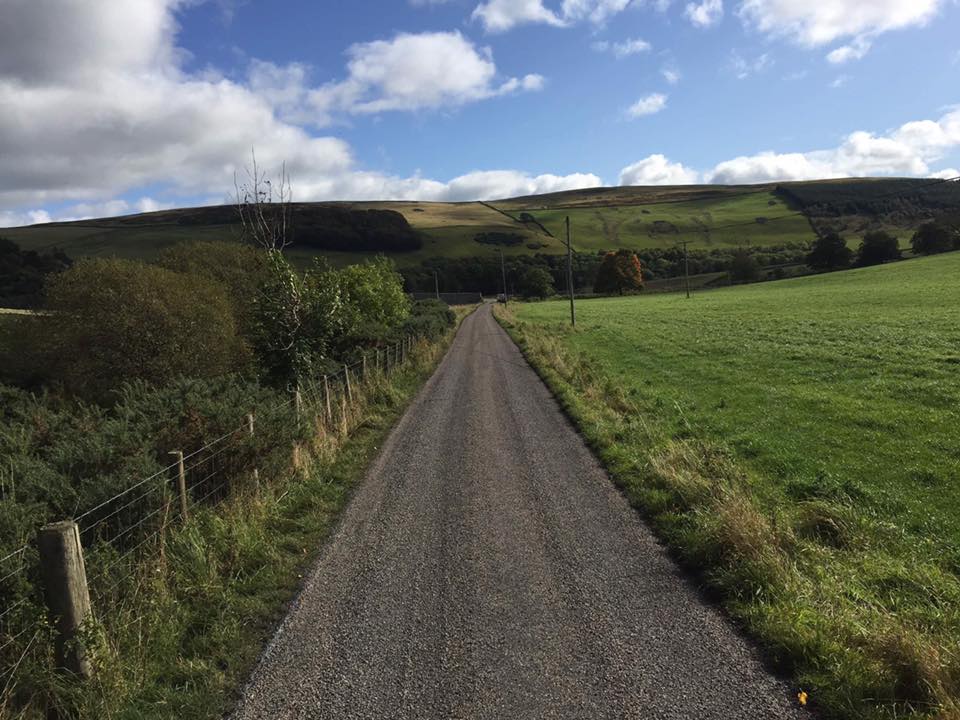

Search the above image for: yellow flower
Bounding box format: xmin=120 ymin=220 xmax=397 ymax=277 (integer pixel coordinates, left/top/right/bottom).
xmin=797 ymin=691 xmax=808 ymax=707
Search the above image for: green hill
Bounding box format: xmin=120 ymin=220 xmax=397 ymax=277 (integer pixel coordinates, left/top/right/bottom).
xmin=2 ymin=178 xmax=958 ymax=268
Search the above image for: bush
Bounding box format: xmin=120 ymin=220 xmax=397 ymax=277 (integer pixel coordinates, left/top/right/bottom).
xmin=399 ymin=299 xmax=455 ymax=341
xmin=154 ymin=240 xmax=268 ymax=339
xmin=807 ymin=232 xmax=853 ymax=271
xmin=331 ymin=256 xmax=411 ymax=352
xmin=857 ymin=231 xmax=901 ymax=266
xmin=42 ymin=258 xmax=249 ymax=401
xmin=0 ymin=237 xmax=71 ymax=308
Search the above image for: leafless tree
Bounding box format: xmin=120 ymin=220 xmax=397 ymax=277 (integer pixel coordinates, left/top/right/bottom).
xmin=234 ymin=149 xmax=293 ymax=251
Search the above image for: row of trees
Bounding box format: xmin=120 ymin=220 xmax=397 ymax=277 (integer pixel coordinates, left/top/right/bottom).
xmin=806 ymin=221 xmax=959 ymax=271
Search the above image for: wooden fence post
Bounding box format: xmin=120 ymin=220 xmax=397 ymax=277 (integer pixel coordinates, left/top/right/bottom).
xmin=37 ymin=521 xmax=94 ymax=679
xmin=323 ymin=375 xmax=332 ymax=423
xmin=247 ymin=413 xmax=259 ymax=492
xmin=344 ymin=365 xmax=353 ymax=404
xmin=362 ymin=353 xmax=368 ymax=382
xmin=376 ymin=348 xmax=381 ymax=374
xmin=294 ymin=387 xmax=303 ymax=423
xmin=168 ymin=450 xmax=188 ymax=522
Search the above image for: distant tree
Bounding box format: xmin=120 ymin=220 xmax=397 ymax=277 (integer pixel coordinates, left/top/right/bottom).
xmin=593 ymin=250 xmax=644 ymax=295
xmin=806 ymin=232 xmax=853 ymax=271
xmin=910 ymin=222 xmax=955 ymax=255
xmin=43 ymin=258 xmax=248 ymax=402
xmin=856 ymin=231 xmax=901 ymax=266
xmin=517 ymin=266 xmax=555 ymax=298
xmin=729 ymin=249 xmax=760 ymax=283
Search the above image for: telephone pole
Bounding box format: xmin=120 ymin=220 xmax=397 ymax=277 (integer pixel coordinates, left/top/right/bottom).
xmin=677 ymin=239 xmax=691 ymax=299
xmin=498 ymin=248 xmax=508 ymax=304
xmin=565 ymin=216 xmax=576 ymax=327
xmin=433 ymin=270 xmax=439 ymax=300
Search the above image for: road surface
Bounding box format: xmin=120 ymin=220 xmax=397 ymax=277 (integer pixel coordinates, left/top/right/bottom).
xmin=233 ymin=304 xmax=804 ymax=720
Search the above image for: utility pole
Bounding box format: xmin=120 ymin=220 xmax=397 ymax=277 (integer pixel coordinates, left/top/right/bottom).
xmin=498 ymin=248 xmax=508 ymax=304
xmin=678 ymin=239 xmax=691 ymax=299
xmin=434 ymin=270 xmax=440 ymax=300
xmin=565 ymin=216 xmax=576 ymax=327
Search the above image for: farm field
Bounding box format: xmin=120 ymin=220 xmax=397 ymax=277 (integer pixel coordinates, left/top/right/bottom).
xmin=504 ymin=253 xmax=960 ymax=718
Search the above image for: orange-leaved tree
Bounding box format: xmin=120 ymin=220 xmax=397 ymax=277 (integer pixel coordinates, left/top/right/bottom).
xmin=593 ymin=250 xmax=644 ymax=295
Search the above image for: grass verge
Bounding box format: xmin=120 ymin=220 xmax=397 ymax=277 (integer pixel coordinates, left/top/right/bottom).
xmin=495 ymin=281 xmax=959 ymax=720
xmin=2 ymin=311 xmax=470 ymax=720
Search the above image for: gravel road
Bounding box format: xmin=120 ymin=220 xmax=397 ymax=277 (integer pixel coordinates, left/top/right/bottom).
xmin=233 ymin=304 xmax=805 ymax=720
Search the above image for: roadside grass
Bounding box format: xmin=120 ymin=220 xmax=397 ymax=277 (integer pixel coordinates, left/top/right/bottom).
xmin=497 ymin=255 xmax=960 ymax=719
xmin=1 ymin=315 xmax=468 ymax=720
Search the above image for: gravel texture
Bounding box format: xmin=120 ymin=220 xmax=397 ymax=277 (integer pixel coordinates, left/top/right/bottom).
xmin=233 ymin=305 xmax=805 ymax=720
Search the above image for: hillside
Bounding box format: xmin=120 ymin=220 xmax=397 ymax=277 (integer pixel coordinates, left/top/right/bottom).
xmin=2 ymin=178 xmax=958 ymax=268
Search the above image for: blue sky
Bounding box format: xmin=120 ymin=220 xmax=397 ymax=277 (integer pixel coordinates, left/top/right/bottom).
xmin=1 ymin=0 xmax=958 ymax=225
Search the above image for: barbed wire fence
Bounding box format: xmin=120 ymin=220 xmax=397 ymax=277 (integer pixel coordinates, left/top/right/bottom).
xmin=0 ymin=332 xmax=422 ymax=714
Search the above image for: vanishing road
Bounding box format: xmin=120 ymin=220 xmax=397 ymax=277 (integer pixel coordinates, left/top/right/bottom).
xmin=234 ymin=305 xmax=804 ymax=720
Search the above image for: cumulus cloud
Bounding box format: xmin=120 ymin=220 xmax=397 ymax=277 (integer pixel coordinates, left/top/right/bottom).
xmin=620 ymin=155 xmax=700 ymax=185
xmin=730 ymin=51 xmax=772 ymax=79
xmin=739 ymin=0 xmax=943 ymax=61
xmin=707 ymin=108 xmax=960 ymax=183
xmin=310 ymin=32 xmax=543 ymax=116
xmin=685 ymin=0 xmax=723 ymax=27
xmin=662 ymin=66 xmax=681 ymax=84
xmin=472 ymin=0 xmax=635 ymax=32
xmin=0 ymin=0 xmax=565 ymax=220
xmin=627 ymin=93 xmax=668 ymax=118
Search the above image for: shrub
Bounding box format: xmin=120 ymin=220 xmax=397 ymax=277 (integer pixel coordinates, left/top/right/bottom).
xmin=154 ymin=240 xmax=268 ymax=339
xmin=857 ymin=231 xmax=901 ymax=266
xmin=399 ymin=299 xmax=455 ymax=341
xmin=331 ymin=256 xmax=411 ymax=351
xmin=43 ymin=258 xmax=249 ymax=401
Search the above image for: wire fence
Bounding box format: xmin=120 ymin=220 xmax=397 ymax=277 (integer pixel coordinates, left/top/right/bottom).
xmin=0 ymin=333 xmax=422 ymax=710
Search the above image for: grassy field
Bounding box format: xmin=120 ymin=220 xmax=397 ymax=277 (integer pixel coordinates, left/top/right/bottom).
xmin=516 ymin=189 xmax=817 ymax=251
xmin=501 ymin=254 xmax=960 ymax=719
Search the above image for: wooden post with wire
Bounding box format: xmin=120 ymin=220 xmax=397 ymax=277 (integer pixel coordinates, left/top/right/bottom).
xmin=247 ymin=413 xmax=259 ymax=492
xmin=294 ymin=386 xmax=303 ymax=422
xmin=323 ymin=375 xmax=332 ymax=423
xmin=37 ymin=521 xmax=94 ymax=679
xmin=344 ymin=365 xmax=353 ymax=404
xmin=677 ymin=239 xmax=692 ymax=299
xmin=362 ymin=353 xmax=368 ymax=382
xmin=168 ymin=450 xmax=188 ymax=522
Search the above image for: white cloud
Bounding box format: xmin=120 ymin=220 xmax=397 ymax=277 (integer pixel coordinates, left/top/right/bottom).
xmin=310 ymin=32 xmax=543 ymax=117
xmin=707 ymin=108 xmax=960 ymax=183
xmin=620 ymin=155 xmax=700 ymax=185
xmin=662 ymin=67 xmax=681 ymax=84
xmin=685 ymin=0 xmax=723 ymax=27
xmin=472 ymin=0 xmax=566 ymax=31
xmin=593 ymin=37 xmax=652 ymax=57
xmin=739 ymin=0 xmax=943 ymax=61
xmin=931 ymin=168 xmax=959 ymax=179
xmin=830 ymin=74 xmax=851 ymax=88
xmin=826 ymin=35 xmax=872 ymax=64
xmin=0 ymin=3 xmax=555 ymax=218
xmin=472 ymin=0 xmax=636 ymax=32
xmin=627 ymin=93 xmax=668 ymax=117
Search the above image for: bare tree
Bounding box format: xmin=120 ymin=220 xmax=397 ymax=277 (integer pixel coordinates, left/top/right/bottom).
xmin=234 ymin=149 xmax=293 ymax=251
